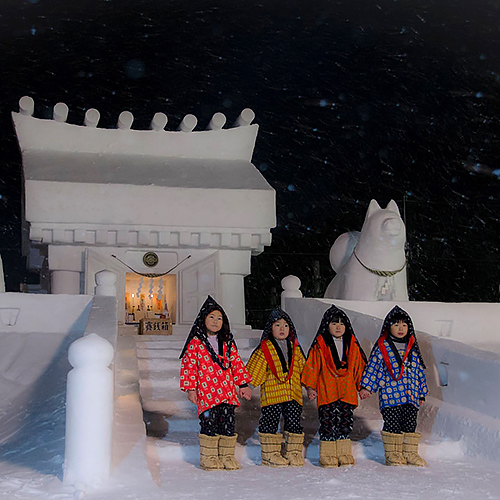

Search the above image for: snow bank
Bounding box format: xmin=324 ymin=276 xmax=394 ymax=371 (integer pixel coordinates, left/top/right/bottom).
xmin=0 ymin=293 xmax=92 ymax=335
xmin=0 ymin=294 xmax=93 ymax=407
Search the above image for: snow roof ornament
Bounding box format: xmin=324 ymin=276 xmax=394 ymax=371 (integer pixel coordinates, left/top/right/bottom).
xmin=14 ymin=96 xmax=258 ymax=161
xmin=12 ymin=97 xmax=275 ymax=254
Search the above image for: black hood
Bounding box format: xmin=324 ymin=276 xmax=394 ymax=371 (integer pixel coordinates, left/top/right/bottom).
xmin=252 ymin=307 xmax=304 ymax=357
xmin=376 ymin=305 xmax=426 ymax=369
xmin=179 ymin=295 xmax=234 ymax=370
xmin=308 ymin=305 xmax=367 ymax=366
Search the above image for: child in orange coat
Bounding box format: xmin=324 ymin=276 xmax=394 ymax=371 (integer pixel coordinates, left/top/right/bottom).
xmin=246 ymin=308 xmax=306 ymax=467
xmin=180 ymin=296 xmax=252 ymax=471
xmin=302 ymin=305 xmax=366 ymax=467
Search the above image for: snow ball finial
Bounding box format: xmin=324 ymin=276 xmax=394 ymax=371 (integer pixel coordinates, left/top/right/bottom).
xmin=95 ymin=269 xmax=117 ymax=296
xmin=84 ymin=108 xmax=100 ymax=128
xmin=19 ymin=96 xmax=35 ymax=116
xmin=235 ymin=108 xmax=255 ymax=127
xmin=68 ymin=333 xmax=114 ymax=369
xmin=150 ymin=112 xmax=168 ymax=131
xmin=178 ymin=114 xmax=197 ymax=132
xmin=117 ymin=111 xmax=134 ymax=130
xmin=208 ymin=112 xmax=226 ymax=131
xmin=53 ymin=102 xmax=69 ymax=123
xmin=280 ymin=275 xmax=303 ymax=310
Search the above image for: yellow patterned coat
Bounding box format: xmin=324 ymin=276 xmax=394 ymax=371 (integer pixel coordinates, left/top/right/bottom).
xmin=246 ymin=339 xmax=305 ymax=407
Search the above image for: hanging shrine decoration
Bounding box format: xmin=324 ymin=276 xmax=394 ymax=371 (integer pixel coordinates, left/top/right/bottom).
xmin=157 ymin=277 xmax=164 ymax=311
xmin=111 ymin=254 xmax=191 ymax=278
xmin=137 ymin=276 xmax=144 ymax=311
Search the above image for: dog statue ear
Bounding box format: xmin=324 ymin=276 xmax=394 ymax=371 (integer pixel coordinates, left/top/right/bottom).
xmin=386 ymin=199 xmax=401 ymax=215
xmin=365 ymin=199 xmax=381 ymax=220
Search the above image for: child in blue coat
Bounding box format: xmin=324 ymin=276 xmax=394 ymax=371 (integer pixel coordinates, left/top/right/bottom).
xmin=360 ymin=306 xmax=428 ymax=466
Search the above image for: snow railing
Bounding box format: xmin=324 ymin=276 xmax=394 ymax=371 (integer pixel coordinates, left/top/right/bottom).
xmin=281 ymin=276 xmax=500 ymax=462
xmin=64 ymin=270 xmax=118 ymax=492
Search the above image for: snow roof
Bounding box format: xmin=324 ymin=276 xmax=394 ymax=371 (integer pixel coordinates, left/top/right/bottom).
xmin=22 ymin=150 xmax=273 ymax=191
xmin=13 ymin=99 xmax=276 ymax=250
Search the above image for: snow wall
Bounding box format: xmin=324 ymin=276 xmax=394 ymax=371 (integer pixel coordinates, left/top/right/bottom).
xmin=0 ymin=293 xmax=118 ymax=479
xmin=285 ymin=297 xmax=500 ymax=463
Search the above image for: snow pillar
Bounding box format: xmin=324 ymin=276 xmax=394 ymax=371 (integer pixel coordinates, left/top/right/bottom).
xmin=48 ymin=246 xmax=84 ymax=295
xmin=51 ymin=270 xmax=81 ymax=294
xmin=64 ymin=333 xmax=114 ymax=489
xmin=281 ymin=275 xmax=303 ymax=311
xmin=94 ymin=270 xmax=117 ymax=297
xmin=218 ymin=250 xmax=251 ymax=328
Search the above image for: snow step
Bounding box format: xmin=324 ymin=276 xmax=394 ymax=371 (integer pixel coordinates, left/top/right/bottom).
xmin=136 ymin=328 xmax=266 ymax=444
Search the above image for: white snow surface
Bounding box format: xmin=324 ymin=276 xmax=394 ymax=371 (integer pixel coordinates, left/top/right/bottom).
xmin=1 ymin=325 xmax=500 ymax=500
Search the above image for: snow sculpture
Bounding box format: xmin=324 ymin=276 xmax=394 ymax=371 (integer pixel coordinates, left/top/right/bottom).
xmin=64 ymin=333 xmax=114 ymax=489
xmin=13 ymin=96 xmax=274 ymax=327
xmin=281 ymin=275 xmax=303 ymax=309
xmin=324 ymin=200 xmax=408 ymax=301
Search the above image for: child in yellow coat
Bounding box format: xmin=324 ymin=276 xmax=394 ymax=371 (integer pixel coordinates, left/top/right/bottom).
xmin=246 ymin=308 xmax=306 ymax=467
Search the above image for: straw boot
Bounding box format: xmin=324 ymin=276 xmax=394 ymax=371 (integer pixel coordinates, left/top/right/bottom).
xmin=381 ymin=431 xmax=406 ymax=466
xmin=284 ymin=432 xmax=305 ymax=467
xmin=218 ymin=434 xmax=241 ymax=470
xmin=199 ymin=434 xmax=224 ymax=470
xmin=319 ymin=440 xmax=338 ymax=468
xmin=336 ymin=438 xmax=355 ymax=466
xmin=259 ymin=432 xmax=289 ymax=467
xmin=402 ymin=432 xmax=427 ymax=467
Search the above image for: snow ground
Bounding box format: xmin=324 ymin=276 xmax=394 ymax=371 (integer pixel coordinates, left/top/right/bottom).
xmin=1 ymin=327 xmax=500 ymax=500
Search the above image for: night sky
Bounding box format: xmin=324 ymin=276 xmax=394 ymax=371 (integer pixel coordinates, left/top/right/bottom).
xmin=1 ymin=0 xmax=500 ymax=326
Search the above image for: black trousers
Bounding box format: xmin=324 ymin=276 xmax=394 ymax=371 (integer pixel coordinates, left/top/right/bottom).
xmin=318 ymin=400 xmax=355 ymax=441
xmin=259 ymin=400 xmax=303 ymax=434
xmin=381 ymin=404 xmax=419 ymax=434
xmin=199 ymin=403 xmax=235 ymax=436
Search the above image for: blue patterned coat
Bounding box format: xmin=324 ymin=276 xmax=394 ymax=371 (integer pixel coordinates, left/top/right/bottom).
xmin=361 ymin=341 xmax=428 ymax=409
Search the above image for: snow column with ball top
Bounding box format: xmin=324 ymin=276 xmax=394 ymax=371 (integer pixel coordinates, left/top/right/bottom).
xmin=63 ymin=333 xmax=114 ymax=489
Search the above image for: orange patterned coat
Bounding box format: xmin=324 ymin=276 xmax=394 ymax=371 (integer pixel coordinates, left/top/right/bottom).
xmin=301 ymin=335 xmax=366 ymax=407
xmin=246 ymin=340 xmax=305 ymax=407
xmin=180 ymin=337 xmax=252 ymax=415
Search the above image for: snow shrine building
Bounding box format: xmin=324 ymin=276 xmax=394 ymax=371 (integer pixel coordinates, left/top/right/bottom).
xmin=12 ymin=96 xmax=276 ymax=327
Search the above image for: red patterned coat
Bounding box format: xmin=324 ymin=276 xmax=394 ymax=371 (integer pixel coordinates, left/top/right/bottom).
xmin=180 ymin=337 xmax=252 ymax=415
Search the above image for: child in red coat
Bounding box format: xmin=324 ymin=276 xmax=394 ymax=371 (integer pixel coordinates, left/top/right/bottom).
xmin=180 ymin=296 xmax=252 ymax=470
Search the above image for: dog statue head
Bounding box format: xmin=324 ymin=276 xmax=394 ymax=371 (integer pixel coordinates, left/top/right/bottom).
xmin=355 ymin=199 xmax=406 ymax=269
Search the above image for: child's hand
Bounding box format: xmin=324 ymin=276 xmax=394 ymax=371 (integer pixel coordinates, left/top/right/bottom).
xmin=307 ymin=387 xmax=317 ymax=401
xmin=239 ymin=386 xmax=252 ymax=400
xmin=359 ymin=389 xmax=371 ymax=400
xmin=187 ymin=390 xmax=198 ymax=405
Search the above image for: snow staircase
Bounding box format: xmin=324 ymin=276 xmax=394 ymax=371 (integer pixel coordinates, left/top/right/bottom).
xmin=134 ymin=327 xmax=384 ymax=469
xmin=136 ymin=328 xmax=266 ymax=466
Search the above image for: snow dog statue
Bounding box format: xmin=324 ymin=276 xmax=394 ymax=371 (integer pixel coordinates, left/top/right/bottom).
xmin=324 ymin=200 xmax=408 ymax=301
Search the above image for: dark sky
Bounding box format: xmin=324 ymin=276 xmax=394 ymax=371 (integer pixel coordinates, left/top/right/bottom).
xmin=1 ymin=0 xmax=500 ymax=325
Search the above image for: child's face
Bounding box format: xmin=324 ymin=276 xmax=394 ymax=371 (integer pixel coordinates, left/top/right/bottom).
xmin=390 ymin=320 xmax=408 ymax=338
xmin=205 ymin=310 xmax=223 ymax=335
xmin=272 ymin=319 xmax=289 ymax=340
xmin=329 ymin=319 xmax=346 ymax=338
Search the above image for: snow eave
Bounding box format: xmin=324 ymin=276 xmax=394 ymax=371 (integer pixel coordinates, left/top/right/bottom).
xmin=12 ymin=112 xmax=259 ymax=161
xmin=21 ymin=149 xmax=274 ymax=191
